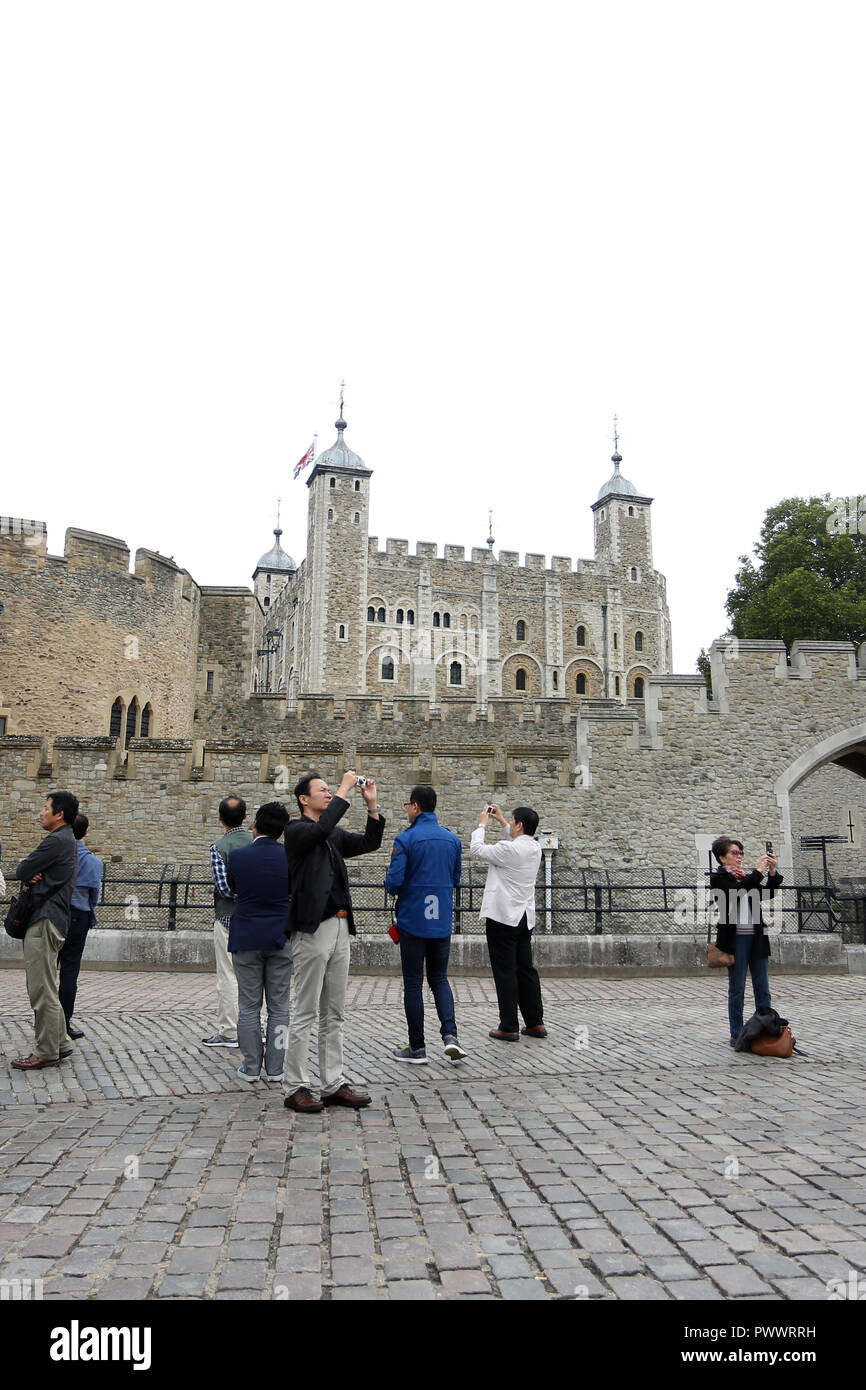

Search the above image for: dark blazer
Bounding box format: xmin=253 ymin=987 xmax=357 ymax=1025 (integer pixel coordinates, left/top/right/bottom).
xmin=284 ymin=796 xmax=385 ymax=936
xmin=15 ymin=825 xmax=78 ymax=938
xmin=710 ymin=866 xmax=783 ymax=959
xmin=226 ymin=836 xmax=291 ymax=953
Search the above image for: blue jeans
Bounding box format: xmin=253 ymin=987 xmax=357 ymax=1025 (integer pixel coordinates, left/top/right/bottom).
xmin=398 ymin=931 xmax=456 ymax=1050
xmin=727 ymin=933 xmax=771 ymax=1039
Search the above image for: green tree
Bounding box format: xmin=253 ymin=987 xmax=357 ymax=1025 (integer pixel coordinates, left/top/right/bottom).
xmin=725 ymin=496 xmax=866 ymax=649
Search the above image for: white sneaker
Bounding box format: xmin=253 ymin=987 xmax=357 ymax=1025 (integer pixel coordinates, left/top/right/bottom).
xmin=264 ymin=1073 xmax=284 ymax=1083
xmin=443 ymin=1036 xmax=467 ymax=1061
xmin=237 ymin=1067 xmax=259 ymax=1083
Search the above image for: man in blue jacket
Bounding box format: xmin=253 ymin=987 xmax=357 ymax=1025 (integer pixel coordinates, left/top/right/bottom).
xmin=226 ymin=801 xmax=293 ymax=1084
xmin=58 ymin=814 xmax=103 ymax=1039
xmin=386 ymin=785 xmax=466 ymax=1064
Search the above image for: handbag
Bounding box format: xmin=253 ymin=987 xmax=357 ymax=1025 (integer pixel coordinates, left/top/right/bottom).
xmin=751 ymin=1025 xmax=794 ymax=1058
xmin=4 ymin=886 xmax=35 ymax=940
xmin=707 ymin=941 xmax=735 ymax=968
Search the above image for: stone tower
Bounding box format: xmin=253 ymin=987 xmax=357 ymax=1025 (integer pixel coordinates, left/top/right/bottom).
xmin=253 ymin=526 xmax=295 ymax=612
xmin=302 ymin=411 xmax=372 ymax=693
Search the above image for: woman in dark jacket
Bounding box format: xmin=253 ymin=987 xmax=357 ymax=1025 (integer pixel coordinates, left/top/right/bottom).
xmin=710 ymin=836 xmax=782 ymax=1046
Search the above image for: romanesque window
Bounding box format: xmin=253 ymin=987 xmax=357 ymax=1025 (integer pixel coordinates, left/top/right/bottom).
xmin=377 ymin=607 xmax=385 ymax=623
xmin=449 ymin=661 xmax=462 ymax=685
xmin=615 ymin=676 xmax=621 ymax=696
xmin=125 ymin=698 xmax=139 ymax=747
xmin=443 ymin=612 xmax=451 ymax=629
xmin=354 ymin=480 xmax=360 ymax=491
xmin=515 ymin=668 xmax=526 ymax=691
xmin=396 ymin=609 xmax=404 ymax=624
xmin=206 ymin=670 xmax=214 ymax=692
xmin=381 ymin=657 xmax=394 ymax=681
xmin=140 ymin=703 xmax=152 ymax=737
xmin=600 ymin=510 xmax=605 ymax=521
xmin=263 ymin=597 xmax=270 ymax=608
xmin=330 ymin=477 xmax=336 ymax=488
xmin=613 ymin=632 xmax=618 ymax=650
xmin=328 ymin=509 xmax=334 ymax=521
xmin=110 ymin=698 xmax=123 ymax=738
xmin=576 ymin=673 xmax=586 ymax=695
xmin=407 ymin=610 xmax=415 ymax=625
xmin=635 ymin=631 xmax=644 ymax=651
xmin=630 ymin=567 xmax=638 ymax=581
xmin=553 ymin=671 xmax=559 ymax=691
xmin=354 ymin=513 xmax=359 ymax=523
xmin=577 ymin=626 xmax=586 ymax=646
xmin=367 ymin=606 xmax=375 ymax=622
xmin=634 ymin=676 xmax=645 ymax=698
xmin=516 ymin=620 xmax=526 ymax=641
xmin=628 ymin=506 xmax=634 ymax=516
xmin=338 ymin=624 xmax=346 ymax=640
xmin=433 ymin=612 xmax=440 ymax=627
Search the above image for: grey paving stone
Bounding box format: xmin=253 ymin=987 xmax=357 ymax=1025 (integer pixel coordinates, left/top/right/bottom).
xmin=387 ymin=1281 xmax=438 ymax=1300
xmin=589 ymin=1252 xmax=644 ymax=1277
xmin=606 ymin=1275 xmax=671 ymax=1300
xmin=498 ymin=1278 xmax=552 ymax=1300
xmin=271 ymin=1274 xmax=322 ymax=1300
xmin=331 ymin=1256 xmax=378 ymax=1286
xmin=667 ymin=1280 xmax=724 ymax=1300
xmin=704 ymin=1265 xmax=774 ymax=1296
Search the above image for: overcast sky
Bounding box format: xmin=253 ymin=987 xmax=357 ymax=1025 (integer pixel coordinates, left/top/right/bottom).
xmin=2 ymin=1 xmax=864 ymax=673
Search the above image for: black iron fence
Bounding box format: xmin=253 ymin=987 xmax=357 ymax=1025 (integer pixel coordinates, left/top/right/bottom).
xmin=90 ymin=862 xmax=866 ymax=943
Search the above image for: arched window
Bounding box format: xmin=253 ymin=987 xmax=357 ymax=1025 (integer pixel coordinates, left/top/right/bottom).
xmin=328 ymin=508 xmax=334 ymax=521
xmin=330 ymin=477 xmax=336 ymax=488
xmin=377 ymin=607 xmax=385 ymax=623
xmin=515 ymin=668 xmax=526 ymax=691
xmin=634 ymin=676 xmax=645 ymax=698
xmin=354 ymin=480 xmax=360 ymax=491
xmin=576 ymin=673 xmax=586 ymax=695
xmin=443 ymin=612 xmax=451 ymax=629
xmin=628 ymin=506 xmax=634 ymax=516
xmin=206 ymin=670 xmax=214 ymax=693
xmin=125 ymin=697 xmax=139 ymax=748
xmin=263 ymin=597 xmax=270 ymax=608
xmin=635 ymin=631 xmax=644 ymax=651
xmin=354 ymin=512 xmax=360 ymax=523
xmin=613 ymin=632 xmax=618 ymax=650
xmin=577 ymin=626 xmax=586 ymax=646
xmin=615 ymin=676 xmax=621 ymax=696
xmin=338 ymin=624 xmax=346 ymax=639
xmin=407 ymin=610 xmax=415 ymax=625
xmin=367 ymin=606 xmax=375 ymax=622
xmin=449 ymin=661 xmax=462 ymax=685
xmin=630 ymin=567 xmax=638 ymax=581
xmin=433 ymin=612 xmax=440 ymax=627
xmin=552 ymin=671 xmax=559 ymax=691
xmin=396 ymin=609 xmax=404 ymax=625
xmin=140 ymin=703 xmax=152 ymax=738
xmin=516 ymin=620 xmax=526 ymax=641
xmin=381 ymin=657 xmax=394 ymax=681
xmin=109 ymin=698 xmax=123 ymax=739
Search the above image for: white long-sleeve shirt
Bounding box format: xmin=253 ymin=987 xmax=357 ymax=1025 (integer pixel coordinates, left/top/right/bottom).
xmin=470 ymin=825 xmax=542 ymax=929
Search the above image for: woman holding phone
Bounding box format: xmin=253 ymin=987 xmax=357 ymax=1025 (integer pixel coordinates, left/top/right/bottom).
xmin=709 ymin=837 xmax=783 ymax=1046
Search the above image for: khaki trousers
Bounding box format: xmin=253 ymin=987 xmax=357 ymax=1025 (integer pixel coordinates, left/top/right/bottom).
xmin=283 ymin=916 xmax=350 ymax=1097
xmin=213 ymin=919 xmax=239 ymax=1037
xmin=22 ymin=917 xmax=74 ymax=1060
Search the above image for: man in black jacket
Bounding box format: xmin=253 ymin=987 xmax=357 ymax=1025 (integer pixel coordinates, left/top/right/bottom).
xmin=710 ymin=836 xmax=782 ymax=1047
xmin=11 ymin=790 xmax=80 ymax=1070
xmin=282 ymin=770 xmax=384 ymax=1113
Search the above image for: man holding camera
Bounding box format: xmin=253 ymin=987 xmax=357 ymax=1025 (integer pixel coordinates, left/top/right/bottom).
xmin=471 ymin=804 xmax=545 ymax=1042
xmin=282 ymin=771 xmax=384 ymax=1113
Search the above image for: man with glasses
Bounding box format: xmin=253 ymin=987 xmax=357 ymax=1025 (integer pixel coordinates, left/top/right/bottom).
xmin=386 ymin=786 xmax=465 ymax=1064
xmin=710 ymin=836 xmax=782 ymax=1047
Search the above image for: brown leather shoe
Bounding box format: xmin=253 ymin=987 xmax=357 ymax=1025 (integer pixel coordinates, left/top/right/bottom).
xmin=521 ymin=1025 xmax=548 ymax=1038
xmin=489 ymin=1029 xmax=520 ymax=1042
xmin=321 ymin=1084 xmax=372 ymax=1108
xmin=284 ymin=1087 xmax=324 ymax=1113
xmin=11 ymin=1054 xmax=60 ymax=1070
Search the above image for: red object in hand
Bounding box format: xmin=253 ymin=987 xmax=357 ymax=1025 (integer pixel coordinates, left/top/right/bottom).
xmin=388 ymin=923 xmax=400 ymax=943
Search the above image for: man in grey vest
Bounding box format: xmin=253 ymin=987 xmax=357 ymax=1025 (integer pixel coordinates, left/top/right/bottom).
xmin=203 ymin=795 xmax=253 ymax=1047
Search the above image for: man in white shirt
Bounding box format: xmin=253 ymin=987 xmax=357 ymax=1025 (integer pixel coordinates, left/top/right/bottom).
xmin=470 ymin=804 xmax=546 ymax=1043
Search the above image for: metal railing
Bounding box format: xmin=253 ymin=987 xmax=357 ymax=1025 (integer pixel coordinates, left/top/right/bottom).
xmin=90 ymin=862 xmax=866 ymax=943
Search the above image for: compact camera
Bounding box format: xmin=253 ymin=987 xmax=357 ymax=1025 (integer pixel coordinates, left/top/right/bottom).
xmin=356 ymin=775 xmax=371 ymax=787
xmin=486 ymin=805 xmax=495 ymax=814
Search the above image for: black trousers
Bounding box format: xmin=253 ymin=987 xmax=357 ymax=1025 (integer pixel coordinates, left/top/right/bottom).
xmin=58 ymin=907 xmax=91 ymax=1026
xmin=485 ymin=915 xmax=543 ymax=1033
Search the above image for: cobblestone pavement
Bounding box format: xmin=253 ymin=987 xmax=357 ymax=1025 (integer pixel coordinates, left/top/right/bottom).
xmin=1 ymin=968 xmax=865 ymax=1301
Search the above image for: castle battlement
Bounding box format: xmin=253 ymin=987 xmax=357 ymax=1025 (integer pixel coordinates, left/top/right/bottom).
xmin=365 ymin=537 xmax=599 ymax=576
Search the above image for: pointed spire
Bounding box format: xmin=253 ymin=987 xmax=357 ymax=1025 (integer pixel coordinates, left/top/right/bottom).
xmin=487 ymin=509 xmax=495 ymax=549
xmin=275 ymin=496 xmax=282 ymax=542
xmin=611 ymin=414 xmax=622 ymax=468
xmin=336 ymin=378 xmax=347 ymax=435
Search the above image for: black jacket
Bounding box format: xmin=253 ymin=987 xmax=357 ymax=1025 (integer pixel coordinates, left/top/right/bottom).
xmin=14 ymin=825 xmax=78 ymax=938
xmin=284 ymin=796 xmax=385 ymax=935
xmin=734 ymin=1006 xmax=790 ymax=1052
xmin=710 ymin=866 xmax=783 ymax=959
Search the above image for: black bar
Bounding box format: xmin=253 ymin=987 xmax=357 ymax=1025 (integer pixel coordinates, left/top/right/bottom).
xmin=167 ymin=878 xmax=178 ymax=932
xmin=594 ymin=882 xmax=603 ymax=934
